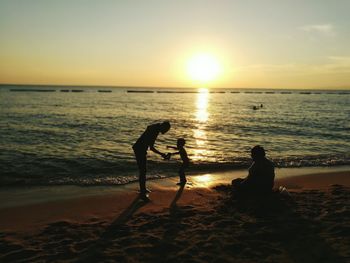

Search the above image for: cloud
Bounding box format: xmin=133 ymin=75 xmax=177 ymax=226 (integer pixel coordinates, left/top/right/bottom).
xmin=230 ymin=58 xmax=350 ymax=89
xmin=323 ymin=56 xmax=350 ymax=73
xmin=300 ymin=24 xmax=335 ymax=36
xmin=235 ymin=56 xmax=350 ymax=75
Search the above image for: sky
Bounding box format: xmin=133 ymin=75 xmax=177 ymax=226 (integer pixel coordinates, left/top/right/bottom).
xmin=0 ymin=0 xmax=350 ymax=89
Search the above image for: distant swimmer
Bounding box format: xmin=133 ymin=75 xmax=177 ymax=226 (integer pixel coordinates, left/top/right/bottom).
xmin=252 ymin=104 xmax=263 ymax=110
xmin=132 ymin=121 xmax=171 ymax=199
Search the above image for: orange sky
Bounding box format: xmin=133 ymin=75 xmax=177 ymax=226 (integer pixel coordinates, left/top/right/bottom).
xmin=1 ymin=1 xmax=350 ymax=89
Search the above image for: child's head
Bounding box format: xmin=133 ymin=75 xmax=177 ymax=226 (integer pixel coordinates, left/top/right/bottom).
xmin=177 ymin=138 xmax=186 ymax=148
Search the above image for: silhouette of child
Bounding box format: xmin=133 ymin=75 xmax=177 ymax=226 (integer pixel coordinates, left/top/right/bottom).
xmin=167 ymin=138 xmax=189 ymax=185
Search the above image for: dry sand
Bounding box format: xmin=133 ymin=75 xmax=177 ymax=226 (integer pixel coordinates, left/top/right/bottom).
xmin=1 ymin=170 xmax=349 ymax=262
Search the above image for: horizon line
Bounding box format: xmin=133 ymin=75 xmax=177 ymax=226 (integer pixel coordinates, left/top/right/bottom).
xmin=0 ymin=82 xmax=349 ymax=91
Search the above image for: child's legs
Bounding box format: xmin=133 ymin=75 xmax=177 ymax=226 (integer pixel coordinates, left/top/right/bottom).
xmin=178 ymin=164 xmax=187 ymax=182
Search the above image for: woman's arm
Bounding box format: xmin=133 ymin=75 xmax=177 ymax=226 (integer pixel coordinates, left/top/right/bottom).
xmin=150 ymin=146 xmax=166 ymax=158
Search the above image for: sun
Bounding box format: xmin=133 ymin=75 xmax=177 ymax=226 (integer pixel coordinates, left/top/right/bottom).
xmin=187 ymin=53 xmax=221 ymax=83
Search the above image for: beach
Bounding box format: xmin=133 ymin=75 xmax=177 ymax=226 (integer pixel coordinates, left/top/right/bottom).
xmin=1 ymin=168 xmax=349 ymax=263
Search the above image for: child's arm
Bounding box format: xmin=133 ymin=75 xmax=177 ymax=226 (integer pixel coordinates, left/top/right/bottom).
xmin=166 ymin=146 xmax=177 ymax=150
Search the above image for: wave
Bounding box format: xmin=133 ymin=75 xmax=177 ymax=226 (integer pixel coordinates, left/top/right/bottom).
xmin=1 ymin=153 xmax=349 ymax=187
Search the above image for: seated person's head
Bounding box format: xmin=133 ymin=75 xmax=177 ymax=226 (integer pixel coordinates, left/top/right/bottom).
xmin=160 ymin=121 xmax=171 ymax=134
xmin=177 ymin=138 xmax=186 ymax=148
xmin=251 ymin=145 xmax=265 ymax=161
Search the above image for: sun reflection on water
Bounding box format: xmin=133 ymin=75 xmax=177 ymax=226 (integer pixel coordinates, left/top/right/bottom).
xmin=192 ymin=88 xmax=210 ymax=162
xmin=191 ymin=174 xmax=215 ymax=188
xmin=193 ymin=129 xmax=206 ymax=146
xmin=196 ymin=88 xmax=209 ymax=123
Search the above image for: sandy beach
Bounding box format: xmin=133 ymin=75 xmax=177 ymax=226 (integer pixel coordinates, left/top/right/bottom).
xmin=1 ymin=169 xmax=349 ymax=263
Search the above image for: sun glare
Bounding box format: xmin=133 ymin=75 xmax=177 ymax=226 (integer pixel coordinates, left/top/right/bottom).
xmin=187 ymin=53 xmax=221 ymax=83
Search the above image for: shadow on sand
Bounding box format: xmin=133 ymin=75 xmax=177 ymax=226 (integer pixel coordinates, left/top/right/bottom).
xmin=78 ymin=194 xmax=149 ymax=262
xmin=170 ymin=184 xmax=185 ymax=211
xmin=216 ymin=185 xmax=348 ymax=263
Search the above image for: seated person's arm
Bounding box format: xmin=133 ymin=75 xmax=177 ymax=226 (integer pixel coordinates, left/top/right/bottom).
xmin=242 ymin=164 xmax=255 ymax=184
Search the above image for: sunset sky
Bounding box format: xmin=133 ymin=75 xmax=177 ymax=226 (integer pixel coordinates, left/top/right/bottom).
xmin=1 ymin=0 xmax=349 ymax=89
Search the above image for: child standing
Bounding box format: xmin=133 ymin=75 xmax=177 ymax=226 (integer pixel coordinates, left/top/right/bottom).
xmin=167 ymin=138 xmax=189 ymax=185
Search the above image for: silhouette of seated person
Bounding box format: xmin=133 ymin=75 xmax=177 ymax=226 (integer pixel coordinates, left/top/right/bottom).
xmin=232 ymin=145 xmax=275 ymax=195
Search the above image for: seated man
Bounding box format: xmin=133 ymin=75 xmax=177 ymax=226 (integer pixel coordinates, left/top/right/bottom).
xmin=232 ymin=145 xmax=275 ymax=195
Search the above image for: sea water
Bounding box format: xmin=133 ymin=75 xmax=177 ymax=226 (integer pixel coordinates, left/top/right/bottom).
xmin=0 ymin=85 xmax=349 ymax=186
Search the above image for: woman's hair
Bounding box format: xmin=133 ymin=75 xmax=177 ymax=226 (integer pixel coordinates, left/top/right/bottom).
xmin=160 ymin=121 xmax=171 ymax=133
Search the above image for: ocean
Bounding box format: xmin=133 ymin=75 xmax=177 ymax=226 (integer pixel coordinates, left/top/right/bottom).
xmin=0 ymin=85 xmax=349 ymax=186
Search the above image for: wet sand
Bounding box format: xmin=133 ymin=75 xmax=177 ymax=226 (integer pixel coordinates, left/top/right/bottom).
xmin=1 ymin=170 xmax=349 ymax=262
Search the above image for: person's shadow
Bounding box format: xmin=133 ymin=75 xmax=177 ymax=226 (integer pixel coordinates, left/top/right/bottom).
xmin=77 ymin=194 xmax=149 ymax=262
xmin=169 ymin=184 xmax=185 ymax=212
xmin=147 ymin=185 xmax=186 ymax=256
xmin=101 ymin=194 xmax=149 ymax=238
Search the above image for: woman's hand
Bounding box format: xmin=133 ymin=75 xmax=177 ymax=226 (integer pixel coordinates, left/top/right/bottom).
xmin=163 ymin=153 xmax=171 ymax=160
